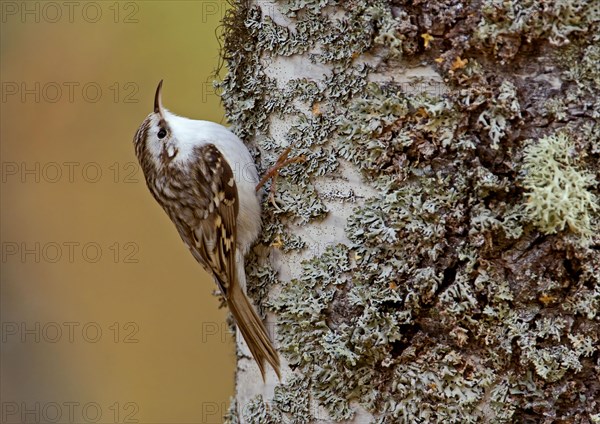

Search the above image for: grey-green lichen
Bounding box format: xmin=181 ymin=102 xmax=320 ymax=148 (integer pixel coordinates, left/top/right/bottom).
xmin=218 ymin=0 xmax=600 ymax=422
xmin=242 ymin=395 xmax=282 ymax=423
xmin=477 ymin=80 xmax=521 ymax=149
xmin=224 ymin=398 xmax=240 ymax=424
xmin=475 ymin=0 xmax=600 ymax=56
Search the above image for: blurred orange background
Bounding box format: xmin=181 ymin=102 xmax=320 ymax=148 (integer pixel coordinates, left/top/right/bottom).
xmin=1 ymin=1 xmax=234 ymax=423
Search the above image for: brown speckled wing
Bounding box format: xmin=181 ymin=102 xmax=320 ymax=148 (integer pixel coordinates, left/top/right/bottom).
xmin=188 ymin=144 xmax=239 ymax=297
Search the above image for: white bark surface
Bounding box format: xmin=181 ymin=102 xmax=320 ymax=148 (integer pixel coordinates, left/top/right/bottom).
xmin=233 ymin=3 xmax=445 ymax=421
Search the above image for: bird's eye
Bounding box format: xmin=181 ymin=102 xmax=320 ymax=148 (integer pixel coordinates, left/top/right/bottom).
xmin=157 ymin=128 xmax=167 ymax=139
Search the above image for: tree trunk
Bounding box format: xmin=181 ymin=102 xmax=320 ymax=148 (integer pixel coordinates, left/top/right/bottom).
xmin=218 ymin=1 xmax=600 ymax=423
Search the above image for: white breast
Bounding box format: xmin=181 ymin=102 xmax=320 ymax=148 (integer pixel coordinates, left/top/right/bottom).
xmin=165 ymin=111 xmax=262 ymax=254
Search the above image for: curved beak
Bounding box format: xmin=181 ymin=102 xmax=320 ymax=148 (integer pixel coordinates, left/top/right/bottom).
xmin=154 ymin=80 xmax=164 ymax=116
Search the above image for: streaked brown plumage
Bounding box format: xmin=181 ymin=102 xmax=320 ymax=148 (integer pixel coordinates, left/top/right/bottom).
xmin=133 ymin=81 xmax=280 ymax=380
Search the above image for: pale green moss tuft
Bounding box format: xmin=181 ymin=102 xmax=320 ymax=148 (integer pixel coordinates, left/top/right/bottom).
xmin=522 ymin=132 xmax=598 ymax=237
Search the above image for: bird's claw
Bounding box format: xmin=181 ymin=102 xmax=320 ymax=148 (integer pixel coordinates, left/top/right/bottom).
xmin=255 ymin=147 xmax=306 ymax=200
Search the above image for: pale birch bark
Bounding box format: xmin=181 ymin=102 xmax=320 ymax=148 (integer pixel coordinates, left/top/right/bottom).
xmin=219 ymin=1 xmax=600 ymax=423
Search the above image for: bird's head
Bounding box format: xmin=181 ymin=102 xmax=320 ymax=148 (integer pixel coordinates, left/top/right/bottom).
xmin=133 ymin=80 xmax=195 ymax=172
xmin=133 ymin=80 xmax=172 ymax=166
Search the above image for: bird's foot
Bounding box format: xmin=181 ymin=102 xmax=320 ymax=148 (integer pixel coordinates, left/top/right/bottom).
xmin=256 ymin=147 xmax=306 ymax=206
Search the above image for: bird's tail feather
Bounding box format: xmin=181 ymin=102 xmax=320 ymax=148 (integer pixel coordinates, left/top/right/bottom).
xmin=228 ymin=282 xmax=281 ymax=380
